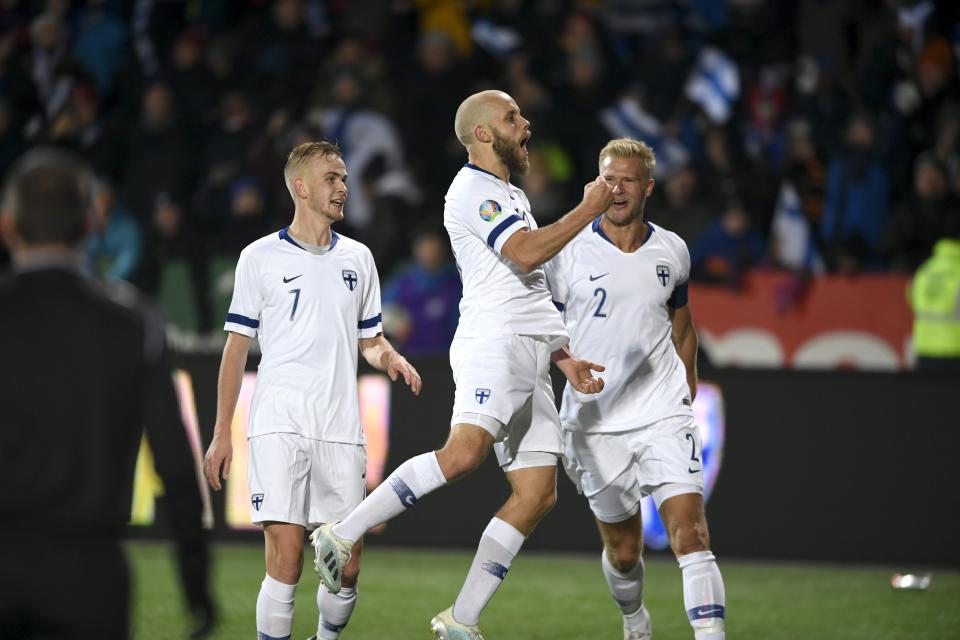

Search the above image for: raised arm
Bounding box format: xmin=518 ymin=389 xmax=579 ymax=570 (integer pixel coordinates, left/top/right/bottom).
xmin=501 ymin=177 xmax=614 ymax=272
xmin=359 ymin=334 xmax=422 ymax=395
xmin=203 ymin=331 xmax=252 ymax=491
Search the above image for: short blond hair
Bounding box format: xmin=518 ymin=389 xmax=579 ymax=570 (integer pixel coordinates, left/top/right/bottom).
xmin=598 ymin=138 xmax=656 ymax=176
xmin=283 ymin=140 xmax=342 ymax=196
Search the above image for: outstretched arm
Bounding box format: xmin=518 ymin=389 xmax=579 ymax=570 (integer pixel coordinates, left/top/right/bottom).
xmin=500 ymin=177 xmax=614 ymax=272
xmin=669 ymin=304 xmax=698 ymax=402
xmin=360 ymin=334 xmax=422 ymax=395
xmin=551 ymin=344 xmax=605 ymax=394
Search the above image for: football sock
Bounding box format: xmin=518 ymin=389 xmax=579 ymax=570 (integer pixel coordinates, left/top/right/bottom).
xmin=678 ymin=550 xmax=726 ymax=639
xmin=317 ymin=585 xmax=357 ymax=639
xmin=256 ymin=574 xmax=296 ymax=640
xmin=452 ymin=517 xmax=525 ymax=626
xmin=601 ymin=550 xmax=647 ymax=622
xmin=334 ymin=451 xmax=446 ymax=541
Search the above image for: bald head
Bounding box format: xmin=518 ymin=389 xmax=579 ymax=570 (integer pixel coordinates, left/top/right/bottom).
xmin=454 ymin=90 xmax=516 ymax=148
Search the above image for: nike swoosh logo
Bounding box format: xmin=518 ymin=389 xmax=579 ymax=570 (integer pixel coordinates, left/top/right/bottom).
xmin=589 ymin=273 xmax=608 ymax=281
xmin=688 ymin=467 xmax=700 ymax=474
xmin=283 ymin=274 xmax=303 ymax=283
xmin=696 ymin=607 xmax=723 ymax=616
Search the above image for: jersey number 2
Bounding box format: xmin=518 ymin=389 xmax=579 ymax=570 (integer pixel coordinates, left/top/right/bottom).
xmin=593 ymin=287 xmax=608 ymax=318
xmin=289 ymin=288 xmax=301 ymax=320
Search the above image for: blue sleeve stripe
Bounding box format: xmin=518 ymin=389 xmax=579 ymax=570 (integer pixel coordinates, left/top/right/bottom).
xmin=226 ymin=313 xmax=259 ymax=328
xmin=553 ymin=300 xmax=565 ymax=312
xmin=667 ymin=282 xmax=688 ymax=308
xmin=358 ymin=313 xmax=382 ymax=329
xmin=486 ymin=214 xmax=523 ymax=248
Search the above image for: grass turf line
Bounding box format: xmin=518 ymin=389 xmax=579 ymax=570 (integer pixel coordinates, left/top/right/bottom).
xmin=129 ymin=541 xmax=960 ymax=639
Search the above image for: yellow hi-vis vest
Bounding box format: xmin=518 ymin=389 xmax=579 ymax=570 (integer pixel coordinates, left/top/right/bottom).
xmin=908 ymin=238 xmax=960 ymax=357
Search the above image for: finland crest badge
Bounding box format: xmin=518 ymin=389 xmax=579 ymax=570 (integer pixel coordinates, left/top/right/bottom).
xmin=656 ymin=264 xmax=670 ymax=287
xmin=342 ymin=269 xmax=358 ymax=291
xmin=251 ymin=493 xmax=264 ymax=511
xmin=475 ymin=388 xmax=491 ymax=404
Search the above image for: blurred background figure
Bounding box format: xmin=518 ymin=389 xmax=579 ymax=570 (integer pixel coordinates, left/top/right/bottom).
xmin=690 ymin=199 xmax=766 ymax=287
xmin=908 ymin=231 xmax=960 ymax=372
xmin=85 ymin=177 xmax=140 ymax=283
xmin=382 ymin=227 xmax=461 ymax=357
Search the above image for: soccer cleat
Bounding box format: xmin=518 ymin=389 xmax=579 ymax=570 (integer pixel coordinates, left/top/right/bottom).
xmin=623 ymin=604 xmax=652 ymax=640
xmin=310 ymin=523 xmax=353 ymax=594
xmin=429 ymin=607 xmax=485 ymax=640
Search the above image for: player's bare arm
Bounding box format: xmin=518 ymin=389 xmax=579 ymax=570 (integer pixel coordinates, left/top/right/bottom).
xmin=669 ymin=305 xmax=699 ymax=401
xmin=203 ymin=331 xmax=252 ymax=491
xmin=359 ymin=334 xmax=422 ymax=395
xmin=551 ymin=345 xmax=606 ymax=394
xmin=500 ymin=177 xmax=615 ymax=272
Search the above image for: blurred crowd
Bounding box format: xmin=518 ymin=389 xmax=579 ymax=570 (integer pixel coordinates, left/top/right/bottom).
xmin=1 ymin=0 xmax=959 ymax=346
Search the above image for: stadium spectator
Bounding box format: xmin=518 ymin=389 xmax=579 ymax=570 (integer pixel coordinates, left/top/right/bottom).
xmin=70 ymin=0 xmax=128 ymax=95
xmin=311 ymin=89 xmax=611 ymax=640
xmin=203 ymin=141 xmax=421 ymax=640
xmin=0 ymin=146 xmax=214 ymax=637
xmin=85 ymin=177 xmax=141 ymax=282
xmin=908 ymin=231 xmax=960 ymax=372
xmin=690 ymin=199 xmax=766 ymax=287
xmin=883 ymin=153 xmax=960 ymax=271
xmin=821 ymin=112 xmax=890 ymax=273
xmin=382 ymin=227 xmax=461 ymax=356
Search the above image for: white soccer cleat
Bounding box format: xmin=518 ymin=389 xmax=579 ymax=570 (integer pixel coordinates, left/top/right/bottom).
xmin=623 ymin=604 xmax=652 ymax=640
xmin=310 ymin=523 xmax=353 ymax=594
xmin=429 ymin=607 xmax=485 ymax=640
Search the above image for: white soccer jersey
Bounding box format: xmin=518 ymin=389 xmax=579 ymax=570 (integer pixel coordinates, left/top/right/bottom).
xmin=546 ymin=218 xmax=694 ymax=433
xmin=224 ymin=227 xmax=383 ymax=444
xmin=444 ymin=164 xmax=567 ymax=343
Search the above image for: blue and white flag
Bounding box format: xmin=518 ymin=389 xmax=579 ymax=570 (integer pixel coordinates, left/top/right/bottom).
xmin=685 ymin=46 xmax=739 ymax=124
xmin=771 ymin=182 xmax=824 ymax=273
xmin=599 ymin=96 xmax=690 ymax=179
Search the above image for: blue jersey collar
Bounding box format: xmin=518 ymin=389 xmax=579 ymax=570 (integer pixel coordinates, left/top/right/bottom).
xmin=465 ymin=163 xmax=507 ymax=183
xmin=592 ymin=216 xmax=654 ymax=250
xmin=279 ymin=226 xmax=339 ymax=252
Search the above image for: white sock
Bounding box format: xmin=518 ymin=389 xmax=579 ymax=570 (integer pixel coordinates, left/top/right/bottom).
xmin=334 ymin=452 xmax=446 ymax=541
xmin=678 ymin=550 xmax=726 ymax=640
xmin=452 ymin=517 xmax=525 ymax=626
xmin=601 ymin=550 xmax=645 ymax=615
xmin=317 ymin=585 xmax=358 ymax=639
xmin=256 ymin=574 xmax=296 ymax=640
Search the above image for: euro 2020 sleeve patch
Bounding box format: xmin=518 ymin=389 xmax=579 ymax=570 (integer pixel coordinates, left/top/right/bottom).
xmin=479 ymin=199 xmax=502 ymax=222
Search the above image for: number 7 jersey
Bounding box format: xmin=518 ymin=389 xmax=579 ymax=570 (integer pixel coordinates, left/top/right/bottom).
xmin=224 ymin=227 xmax=383 ymax=443
xmin=545 ymin=218 xmax=694 ymax=433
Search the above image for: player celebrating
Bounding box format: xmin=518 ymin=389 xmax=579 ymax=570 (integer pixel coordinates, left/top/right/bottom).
xmin=311 ymin=90 xmax=614 ymax=639
xmin=202 ymin=141 xmax=421 ymax=640
xmin=545 ymin=138 xmax=727 ymax=640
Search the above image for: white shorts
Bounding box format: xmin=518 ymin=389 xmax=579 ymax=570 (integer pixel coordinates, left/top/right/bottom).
xmin=248 ymin=433 xmax=366 ymax=529
xmin=563 ymin=415 xmax=704 ymax=523
xmin=450 ymin=334 xmax=563 ymax=471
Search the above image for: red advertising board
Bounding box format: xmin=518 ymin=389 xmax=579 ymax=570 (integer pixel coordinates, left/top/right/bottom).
xmin=690 ymin=271 xmax=913 ymax=370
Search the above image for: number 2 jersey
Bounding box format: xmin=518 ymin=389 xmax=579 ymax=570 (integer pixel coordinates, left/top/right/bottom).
xmin=545 ymin=218 xmax=693 ymax=433
xmin=224 ymin=227 xmax=383 ymax=443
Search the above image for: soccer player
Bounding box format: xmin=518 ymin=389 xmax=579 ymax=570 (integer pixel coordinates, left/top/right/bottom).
xmin=545 ymin=138 xmax=726 ymax=640
xmin=202 ymin=141 xmax=421 ymax=640
xmin=311 ymin=90 xmax=614 ymax=639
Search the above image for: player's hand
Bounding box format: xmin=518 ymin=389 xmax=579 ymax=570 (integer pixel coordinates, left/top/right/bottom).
xmin=203 ymin=435 xmax=233 ymax=491
xmin=582 ymin=176 xmax=614 ymax=215
xmin=386 ymin=352 xmax=422 ymax=395
xmin=558 ymin=355 xmax=606 ymax=394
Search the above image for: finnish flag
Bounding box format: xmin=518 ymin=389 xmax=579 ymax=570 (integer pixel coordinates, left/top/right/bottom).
xmin=599 ymin=96 xmax=690 ymax=179
xmin=770 ymin=182 xmax=824 ymax=273
xmin=685 ymin=46 xmax=739 ymax=124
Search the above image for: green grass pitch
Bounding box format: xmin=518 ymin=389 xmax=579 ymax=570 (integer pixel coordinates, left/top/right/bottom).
xmin=129 ymin=541 xmax=959 ymax=639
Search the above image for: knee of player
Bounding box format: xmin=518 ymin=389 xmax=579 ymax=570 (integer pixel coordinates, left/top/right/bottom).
xmin=519 ymin=483 xmax=557 ymax=519
xmin=439 ymin=445 xmax=488 ymax=479
xmin=606 ymin=541 xmax=642 ymax=572
xmin=670 ymin=520 xmax=710 ymax=557
xmin=268 ymin=552 xmax=304 ymax=584
xmin=341 ymin=564 xmax=360 ymax=588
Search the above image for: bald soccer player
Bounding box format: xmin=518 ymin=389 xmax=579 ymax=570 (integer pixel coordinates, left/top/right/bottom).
xmin=311 ymin=90 xmax=615 ymax=638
